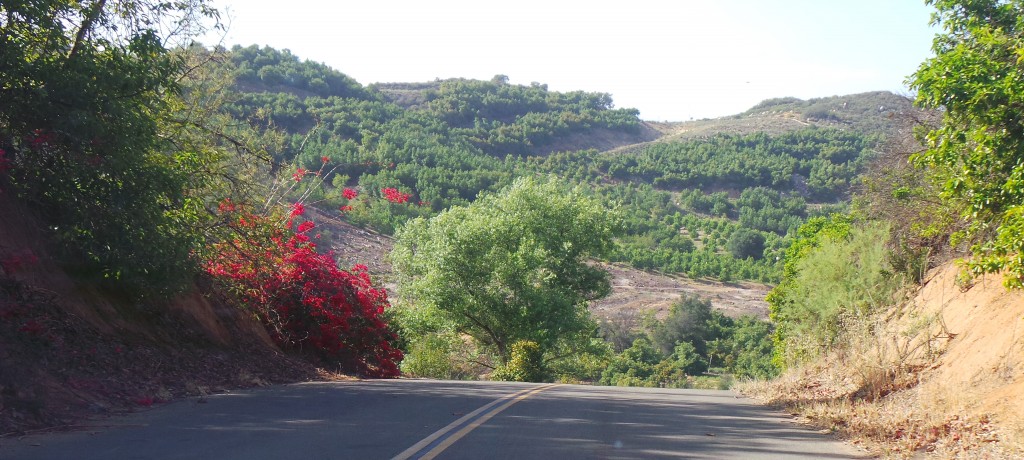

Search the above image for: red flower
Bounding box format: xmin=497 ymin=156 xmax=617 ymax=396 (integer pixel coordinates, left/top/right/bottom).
xmin=297 ymin=221 xmax=315 ymax=233
xmin=339 ymin=205 xmax=353 ymax=212
xmin=292 ymin=168 xmax=307 ymax=182
xmin=381 ymin=187 xmax=411 ymax=204
xmin=342 ymin=188 xmax=358 ymax=200
xmin=290 ymin=203 xmax=305 ymax=217
xmin=28 ymin=129 xmax=55 ymax=149
xmin=321 ymin=156 xmax=330 ymax=163
xmin=218 ymin=198 xmax=236 ymax=213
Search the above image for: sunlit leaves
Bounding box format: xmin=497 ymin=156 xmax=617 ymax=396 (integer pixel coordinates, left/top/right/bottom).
xmin=392 ymin=177 xmax=618 ymax=366
xmin=911 ymin=0 xmax=1024 ymax=288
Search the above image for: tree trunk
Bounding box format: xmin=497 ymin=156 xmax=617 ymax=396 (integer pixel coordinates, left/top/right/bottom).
xmin=68 ymin=0 xmax=108 ymax=61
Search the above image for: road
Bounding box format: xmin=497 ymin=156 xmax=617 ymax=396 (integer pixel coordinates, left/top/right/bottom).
xmin=1 ymin=380 xmax=864 ymax=459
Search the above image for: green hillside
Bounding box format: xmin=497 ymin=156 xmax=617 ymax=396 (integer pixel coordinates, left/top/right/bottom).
xmin=216 ymin=44 xmax=909 ymax=284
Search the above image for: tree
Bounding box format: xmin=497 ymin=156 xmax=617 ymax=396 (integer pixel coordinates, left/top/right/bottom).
xmin=0 ymin=1 xmax=221 ymax=295
xmin=727 ymin=229 xmax=766 ymax=260
xmin=910 ymin=0 xmax=1024 ymax=288
xmin=391 ymin=177 xmax=619 ymax=365
xmin=649 ymin=294 xmax=715 ymax=356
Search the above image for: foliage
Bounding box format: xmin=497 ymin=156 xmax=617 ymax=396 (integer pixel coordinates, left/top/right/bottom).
xmin=598 ymin=294 xmax=778 ymax=387
xmin=853 ymin=121 xmax=957 ymax=283
xmin=910 ymin=0 xmax=1024 ymax=288
xmin=727 ymin=317 xmax=779 ymax=380
xmin=399 ymin=333 xmax=482 ymax=380
xmin=217 ymin=45 xmax=899 ymax=284
xmin=598 ymin=183 xmax=783 ymax=283
xmin=0 ymin=0 xmax=222 ymax=295
xmin=229 ymin=44 xmax=371 ymax=100
xmin=546 ymin=338 xmax=613 ymax=383
xmin=599 ymin=337 xmax=662 ymax=386
xmin=492 ymin=340 xmax=548 ymax=382
xmin=391 ymin=177 xmax=618 ymax=367
xmin=768 ymin=218 xmax=904 ymax=367
xmin=650 ymin=295 xmax=716 ymax=358
xmin=728 ymin=229 xmax=766 ymax=260
xmin=205 ymin=202 xmax=402 ymax=377
xmin=598 ymin=128 xmax=876 ymax=201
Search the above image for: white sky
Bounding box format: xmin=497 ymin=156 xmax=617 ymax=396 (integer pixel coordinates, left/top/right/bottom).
xmin=202 ymin=0 xmax=938 ymax=121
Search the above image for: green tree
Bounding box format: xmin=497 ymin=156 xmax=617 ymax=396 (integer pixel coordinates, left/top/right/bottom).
xmin=649 ymin=294 xmax=715 ymax=357
xmin=391 ymin=177 xmax=619 ymax=365
xmin=599 ymin=337 xmax=663 ymax=386
xmin=726 ymin=317 xmax=779 ymax=380
xmin=727 ymin=229 xmax=766 ymax=260
xmin=910 ymin=0 xmax=1024 ymax=288
xmin=0 ymin=0 xmax=220 ymax=295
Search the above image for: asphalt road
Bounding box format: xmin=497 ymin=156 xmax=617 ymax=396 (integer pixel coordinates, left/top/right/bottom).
xmin=1 ymin=380 xmax=864 ymax=459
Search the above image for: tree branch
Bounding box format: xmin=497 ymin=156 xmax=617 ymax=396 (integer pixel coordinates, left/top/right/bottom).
xmin=68 ymin=0 xmax=108 ymax=61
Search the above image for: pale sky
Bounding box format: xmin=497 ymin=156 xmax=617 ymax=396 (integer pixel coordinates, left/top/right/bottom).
xmin=202 ymin=1 xmax=938 ymax=121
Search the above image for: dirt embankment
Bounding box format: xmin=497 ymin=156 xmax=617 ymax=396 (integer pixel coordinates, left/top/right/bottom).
xmin=741 ymin=263 xmax=1024 ymax=458
xmin=0 ymin=195 xmax=324 ymax=436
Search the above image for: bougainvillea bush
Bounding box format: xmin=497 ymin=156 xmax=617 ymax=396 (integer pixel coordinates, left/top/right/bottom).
xmin=204 ymin=201 xmax=402 ymax=377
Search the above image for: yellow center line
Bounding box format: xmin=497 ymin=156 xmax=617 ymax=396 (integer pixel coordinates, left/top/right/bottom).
xmin=391 ymin=384 xmax=558 ymax=460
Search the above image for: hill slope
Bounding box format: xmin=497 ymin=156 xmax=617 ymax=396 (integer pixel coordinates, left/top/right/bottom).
xmin=0 ymin=194 xmax=324 ymax=434
xmin=742 ymin=263 xmax=1024 ymax=456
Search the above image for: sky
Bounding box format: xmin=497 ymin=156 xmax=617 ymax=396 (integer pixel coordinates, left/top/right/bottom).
xmin=202 ymin=0 xmax=938 ymax=122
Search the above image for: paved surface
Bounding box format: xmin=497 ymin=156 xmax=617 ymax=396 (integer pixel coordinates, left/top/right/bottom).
xmin=0 ymin=380 xmax=865 ymax=459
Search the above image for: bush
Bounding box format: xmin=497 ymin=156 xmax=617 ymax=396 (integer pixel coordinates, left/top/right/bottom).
xmin=650 ymin=295 xmax=714 ymax=356
xmin=493 ymin=340 xmax=548 ymax=382
xmin=401 ymin=334 xmax=477 ymax=379
xmin=205 ymin=203 xmax=402 ymax=377
xmin=769 ymin=219 xmax=904 ymax=366
xmin=728 ymin=229 xmax=766 ymax=260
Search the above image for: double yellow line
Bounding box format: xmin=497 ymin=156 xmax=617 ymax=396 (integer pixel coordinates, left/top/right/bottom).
xmin=391 ymin=384 xmax=558 ymax=460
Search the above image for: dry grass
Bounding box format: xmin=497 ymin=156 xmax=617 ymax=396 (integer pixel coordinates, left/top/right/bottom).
xmin=738 ymin=358 xmax=1013 ymax=458
xmin=736 ymin=264 xmax=1024 ymax=459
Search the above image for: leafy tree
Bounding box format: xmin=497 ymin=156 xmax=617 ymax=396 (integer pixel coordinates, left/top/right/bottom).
xmin=0 ymin=0 xmax=221 ymax=295
xmin=649 ymin=294 xmax=716 ymax=357
xmin=728 ymin=229 xmax=766 ymax=260
xmin=727 ymin=317 xmax=779 ymax=379
xmin=599 ymin=337 xmax=663 ymax=386
xmin=391 ymin=177 xmax=619 ymax=365
xmin=910 ymin=0 xmax=1024 ymax=288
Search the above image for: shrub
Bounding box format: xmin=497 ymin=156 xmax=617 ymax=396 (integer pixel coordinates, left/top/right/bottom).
xmin=205 ymin=203 xmax=402 ymax=377
xmin=769 ymin=219 xmax=904 ymax=366
xmin=493 ymin=340 xmax=548 ymax=382
xmin=401 ymin=333 xmax=477 ymax=379
xmin=728 ymin=229 xmax=766 ymax=260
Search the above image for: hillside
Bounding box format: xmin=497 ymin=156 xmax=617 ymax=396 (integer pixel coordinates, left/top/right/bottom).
xmin=609 ymin=91 xmax=916 ymax=155
xmin=0 ymin=194 xmax=326 ymax=434
xmin=217 ymin=44 xmax=909 ymax=286
xmin=316 ymin=212 xmax=769 ymax=322
xmin=0 ymin=8 xmax=929 ymax=434
xmin=741 ymin=262 xmax=1024 ymax=457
